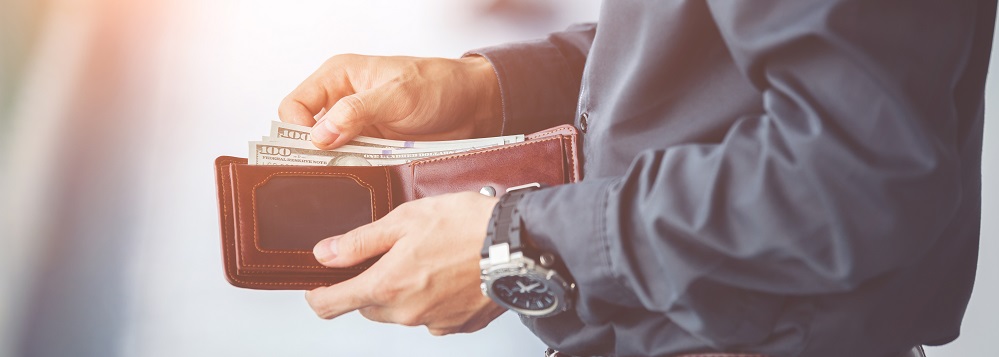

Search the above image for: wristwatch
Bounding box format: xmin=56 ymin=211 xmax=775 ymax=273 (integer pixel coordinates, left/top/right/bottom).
xmin=479 ymin=183 xmax=575 ymax=317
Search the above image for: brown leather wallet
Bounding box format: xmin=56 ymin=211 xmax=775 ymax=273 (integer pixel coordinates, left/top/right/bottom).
xmin=215 ymin=125 xmax=582 ymax=290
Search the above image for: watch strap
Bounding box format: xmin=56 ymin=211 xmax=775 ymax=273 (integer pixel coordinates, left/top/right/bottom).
xmin=482 ymin=185 xmax=538 ymax=257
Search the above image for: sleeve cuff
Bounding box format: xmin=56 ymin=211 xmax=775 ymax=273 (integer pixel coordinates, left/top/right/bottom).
xmin=518 ymin=178 xmax=636 ymax=322
xmin=465 ymin=39 xmax=580 ymax=135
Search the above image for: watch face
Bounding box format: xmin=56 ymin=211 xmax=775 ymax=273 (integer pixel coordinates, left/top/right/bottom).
xmin=491 ymin=275 xmax=558 ymax=311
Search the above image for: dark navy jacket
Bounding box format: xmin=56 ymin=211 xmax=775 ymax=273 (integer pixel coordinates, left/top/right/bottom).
xmin=470 ymin=1 xmax=996 ymax=356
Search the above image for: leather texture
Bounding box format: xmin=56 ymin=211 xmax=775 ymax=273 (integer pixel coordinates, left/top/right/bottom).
xmin=215 ymin=125 xmax=582 ymax=290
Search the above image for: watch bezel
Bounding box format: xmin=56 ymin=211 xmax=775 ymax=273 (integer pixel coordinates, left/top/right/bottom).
xmin=480 ymin=250 xmax=575 ymax=317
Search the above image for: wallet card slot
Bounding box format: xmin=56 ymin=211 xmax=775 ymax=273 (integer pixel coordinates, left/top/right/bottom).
xmin=255 ymin=175 xmax=375 ymax=252
xmin=230 ymin=164 xmax=393 ymax=272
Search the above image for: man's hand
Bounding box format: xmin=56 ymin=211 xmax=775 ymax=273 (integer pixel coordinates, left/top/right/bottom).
xmin=304 ymin=192 xmax=506 ymax=335
xmin=279 ymin=55 xmax=502 ymax=149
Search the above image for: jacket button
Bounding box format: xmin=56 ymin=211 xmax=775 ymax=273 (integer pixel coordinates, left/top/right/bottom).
xmin=578 ymin=112 xmax=589 ymax=132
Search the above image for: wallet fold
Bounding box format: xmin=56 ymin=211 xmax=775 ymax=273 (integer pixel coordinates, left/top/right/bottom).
xmin=216 ymin=124 xmax=582 ymax=290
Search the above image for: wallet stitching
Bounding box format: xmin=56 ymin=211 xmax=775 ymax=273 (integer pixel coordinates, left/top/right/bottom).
xmin=529 ymin=127 xmax=571 ymax=139
xmin=407 ymin=137 xmax=562 ymax=199
xmin=567 ymin=135 xmax=579 ymax=182
xmin=221 ymin=160 xmax=321 ymax=285
xmin=219 ymin=159 xmax=239 ymax=284
xmin=409 ymin=164 xmax=416 ymax=200
xmin=222 ymin=161 xmax=313 ymax=285
xmin=231 ymin=169 xmax=374 ymax=270
xmin=221 ymin=160 xmax=366 ymax=288
xmin=384 ymin=167 xmax=393 ymax=211
xmin=565 ymin=136 xmax=578 ymax=182
xmin=249 ymin=171 xmax=378 ymax=257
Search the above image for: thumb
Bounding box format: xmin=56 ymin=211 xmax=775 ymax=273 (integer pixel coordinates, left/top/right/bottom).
xmin=313 ymin=222 xmax=400 ymax=267
xmin=311 ymin=87 xmax=392 ymax=149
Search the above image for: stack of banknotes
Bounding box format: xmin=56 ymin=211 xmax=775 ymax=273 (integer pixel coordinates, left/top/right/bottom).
xmin=250 ymin=122 xmax=524 ymax=166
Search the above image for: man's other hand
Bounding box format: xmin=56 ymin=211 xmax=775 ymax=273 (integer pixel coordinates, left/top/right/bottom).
xmin=304 ymin=192 xmax=506 ymax=335
xmin=279 ymin=55 xmax=502 ymax=150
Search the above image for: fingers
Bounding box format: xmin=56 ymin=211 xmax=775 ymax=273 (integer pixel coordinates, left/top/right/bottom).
xmin=427 ymin=327 xmax=456 ymax=336
xmin=313 ymin=220 xmax=401 ymax=267
xmin=279 ymin=76 xmax=331 ymax=127
xmin=279 ymin=56 xmax=355 ymax=126
xmin=311 ymin=85 xmax=398 ymax=149
xmin=305 ymin=278 xmax=372 ymax=320
xmin=359 ymin=307 xmax=424 ymax=327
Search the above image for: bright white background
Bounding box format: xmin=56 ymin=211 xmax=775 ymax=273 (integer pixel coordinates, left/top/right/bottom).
xmin=0 ymin=1 xmax=995 ymax=356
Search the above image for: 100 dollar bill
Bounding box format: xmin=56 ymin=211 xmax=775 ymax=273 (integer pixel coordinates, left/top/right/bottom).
xmin=269 ymin=121 xmax=523 ymax=149
xmin=249 ymin=141 xmax=494 ymax=166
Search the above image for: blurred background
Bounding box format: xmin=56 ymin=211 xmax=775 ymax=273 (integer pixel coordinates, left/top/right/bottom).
xmin=0 ymin=1 xmax=995 ymax=356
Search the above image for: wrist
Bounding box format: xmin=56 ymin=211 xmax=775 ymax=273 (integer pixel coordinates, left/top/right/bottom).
xmin=459 ymin=55 xmax=503 ymax=137
xmin=480 ymin=184 xmax=575 ymax=318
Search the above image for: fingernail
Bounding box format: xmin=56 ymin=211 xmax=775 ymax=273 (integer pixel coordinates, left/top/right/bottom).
xmin=311 ymin=116 xmax=341 ymax=145
xmin=313 ymin=107 xmax=328 ymax=121
xmin=314 ymin=237 xmax=339 ymax=262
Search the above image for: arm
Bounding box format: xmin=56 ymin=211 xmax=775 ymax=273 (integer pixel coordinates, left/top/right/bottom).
xmin=277 ymin=24 xmax=595 ymax=149
xmin=300 ymin=25 xmax=597 ymax=335
xmin=467 ymin=23 xmax=596 ymax=135
xmin=519 ymin=0 xmax=982 ymax=350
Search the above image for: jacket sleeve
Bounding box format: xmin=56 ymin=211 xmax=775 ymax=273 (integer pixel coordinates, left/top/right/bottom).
xmin=516 ymin=0 xmax=980 ymax=350
xmin=464 ymin=23 xmax=595 ymax=135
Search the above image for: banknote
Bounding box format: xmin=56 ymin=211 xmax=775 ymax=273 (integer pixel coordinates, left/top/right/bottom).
xmin=249 ymin=140 xmax=497 ymax=166
xmin=268 ymin=121 xmax=523 ymax=149
xmin=251 ymin=121 xmax=524 ymax=166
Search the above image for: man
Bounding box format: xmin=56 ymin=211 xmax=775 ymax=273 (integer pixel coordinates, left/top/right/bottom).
xmin=277 ymin=1 xmax=996 ymax=356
